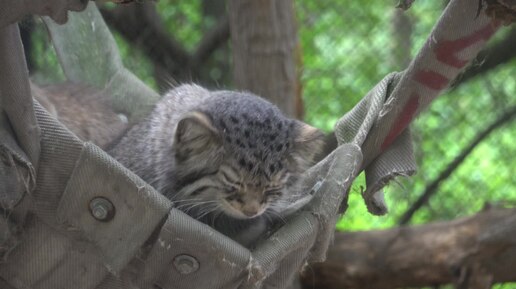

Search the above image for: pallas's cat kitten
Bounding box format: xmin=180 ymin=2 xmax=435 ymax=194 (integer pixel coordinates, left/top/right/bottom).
xmin=109 ymin=84 xmax=324 ymax=246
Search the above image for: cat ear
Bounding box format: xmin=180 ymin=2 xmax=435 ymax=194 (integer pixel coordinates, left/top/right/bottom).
xmin=174 ymin=111 xmax=221 ymax=161
xmin=289 ymin=121 xmax=325 ymax=171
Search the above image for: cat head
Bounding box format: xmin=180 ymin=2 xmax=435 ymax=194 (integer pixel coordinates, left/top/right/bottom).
xmin=171 ymin=92 xmax=324 ymax=220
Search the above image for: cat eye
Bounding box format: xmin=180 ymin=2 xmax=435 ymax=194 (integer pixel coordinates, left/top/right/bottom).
xmin=225 ymin=186 xmax=237 ymax=194
xmin=264 ymin=189 xmax=282 ymax=197
xmin=226 ymin=195 xmax=243 ymax=204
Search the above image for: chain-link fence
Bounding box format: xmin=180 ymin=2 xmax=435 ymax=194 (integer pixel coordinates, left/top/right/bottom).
xmin=295 ymin=1 xmax=516 ymax=229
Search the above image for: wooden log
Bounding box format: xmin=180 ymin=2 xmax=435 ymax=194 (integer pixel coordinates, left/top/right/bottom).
xmin=301 ymin=208 xmax=516 ymax=289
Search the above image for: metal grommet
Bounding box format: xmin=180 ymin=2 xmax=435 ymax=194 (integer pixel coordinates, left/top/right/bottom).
xmin=309 ymin=180 xmax=324 ymax=195
xmin=89 ymin=197 xmax=115 ymax=222
xmin=173 ymin=254 xmax=199 ymax=275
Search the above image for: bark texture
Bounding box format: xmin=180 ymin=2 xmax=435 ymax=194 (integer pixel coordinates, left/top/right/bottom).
xmin=100 ymin=1 xmax=230 ymax=90
xmin=300 ymin=207 xmax=516 ymax=289
xmin=228 ymin=0 xmax=304 ymax=118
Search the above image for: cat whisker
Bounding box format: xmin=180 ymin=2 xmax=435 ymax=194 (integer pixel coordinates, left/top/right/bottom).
xmin=174 ymin=197 xmax=212 ymax=201
xmin=173 ymin=200 xmax=209 ymax=208
xmin=179 ymin=201 xmax=218 ymax=213
xmin=196 ymin=204 xmax=221 ymax=220
xmin=175 ymin=202 xmax=202 ymax=210
xmin=174 ymin=199 xmax=218 ymax=206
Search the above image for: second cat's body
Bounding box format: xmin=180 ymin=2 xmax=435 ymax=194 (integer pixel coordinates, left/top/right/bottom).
xmin=31 ymin=82 xmax=128 ymax=149
xmin=109 ymin=84 xmax=323 ymax=246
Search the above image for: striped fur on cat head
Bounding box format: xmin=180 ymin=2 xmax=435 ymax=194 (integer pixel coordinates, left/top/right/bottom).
xmin=171 ymin=91 xmax=324 ymax=220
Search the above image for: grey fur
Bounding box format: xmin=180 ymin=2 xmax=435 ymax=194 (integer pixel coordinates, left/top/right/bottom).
xmin=109 ymin=84 xmax=324 ymax=247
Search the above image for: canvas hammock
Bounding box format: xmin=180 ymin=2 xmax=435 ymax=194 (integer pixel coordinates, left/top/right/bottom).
xmin=0 ymin=0 xmax=502 ymax=288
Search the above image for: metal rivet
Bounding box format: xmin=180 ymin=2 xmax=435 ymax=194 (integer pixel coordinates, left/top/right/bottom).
xmin=89 ymin=197 xmax=115 ymax=222
xmin=173 ymin=254 xmax=199 ymax=275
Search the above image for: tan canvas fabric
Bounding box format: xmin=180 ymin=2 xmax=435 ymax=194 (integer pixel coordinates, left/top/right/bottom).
xmin=43 ymin=4 xmax=160 ymax=124
xmin=0 ymin=0 xmax=87 ymax=28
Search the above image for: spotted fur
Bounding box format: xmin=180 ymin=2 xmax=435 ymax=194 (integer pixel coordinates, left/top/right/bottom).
xmin=109 ymin=84 xmax=324 ymax=246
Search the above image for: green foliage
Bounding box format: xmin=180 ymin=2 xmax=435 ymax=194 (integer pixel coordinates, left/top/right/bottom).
xmin=296 ymin=1 xmax=443 ymax=132
xmin=155 ymin=0 xmax=220 ymax=53
xmin=338 ymin=63 xmax=516 ymax=229
xmin=415 ymin=285 xmax=516 ymax=289
xmin=295 ymin=1 xmax=516 ymax=230
xmin=156 ymin=0 xmax=204 ymax=52
xmin=112 ymin=32 xmax=158 ymax=90
xmin=494 ymin=282 xmax=516 ymax=289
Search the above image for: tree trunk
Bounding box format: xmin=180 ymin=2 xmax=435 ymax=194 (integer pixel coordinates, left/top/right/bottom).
xmin=300 ymin=207 xmax=516 ymax=289
xmin=227 ymin=0 xmax=304 ymax=119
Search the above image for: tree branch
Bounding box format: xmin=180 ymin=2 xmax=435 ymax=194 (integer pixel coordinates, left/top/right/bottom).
xmin=99 ymin=3 xmax=230 ymax=86
xmin=398 ymin=105 xmax=516 ymax=225
xmin=192 ymin=15 xmax=230 ymax=68
xmin=100 ymin=4 xmax=190 ymax=66
xmin=301 ymin=207 xmax=516 ymax=289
